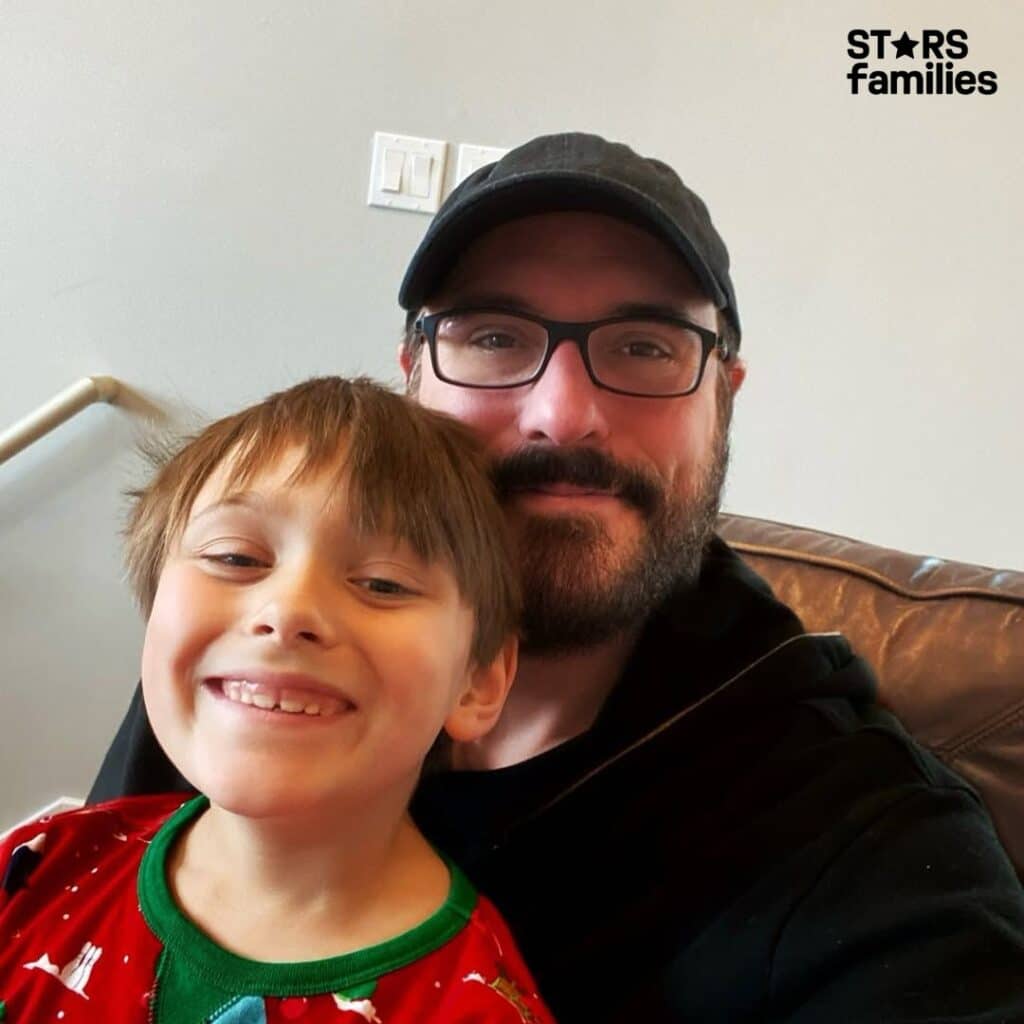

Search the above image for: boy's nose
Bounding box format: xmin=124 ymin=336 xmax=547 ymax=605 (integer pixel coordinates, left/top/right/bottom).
xmin=247 ymin=571 xmax=339 ymax=648
xmin=516 ymin=340 xmax=610 ymax=446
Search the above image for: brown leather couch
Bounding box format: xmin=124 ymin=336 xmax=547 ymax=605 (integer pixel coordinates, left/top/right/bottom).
xmin=717 ymin=514 xmax=1024 ymax=878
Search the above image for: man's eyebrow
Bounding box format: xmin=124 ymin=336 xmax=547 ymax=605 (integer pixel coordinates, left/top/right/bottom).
xmin=435 ymin=292 xmax=536 ymax=313
xmin=604 ymin=301 xmax=700 ymax=321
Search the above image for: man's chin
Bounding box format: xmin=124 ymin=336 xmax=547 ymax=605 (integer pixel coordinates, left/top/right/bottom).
xmin=513 ymin=514 xmax=659 ymax=655
xmin=511 ymin=489 xmax=722 ymax=656
xmin=502 ymin=424 xmax=730 ymax=656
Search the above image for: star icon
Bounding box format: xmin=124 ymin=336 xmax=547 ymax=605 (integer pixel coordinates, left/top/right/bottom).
xmin=892 ymin=31 xmax=919 ymax=59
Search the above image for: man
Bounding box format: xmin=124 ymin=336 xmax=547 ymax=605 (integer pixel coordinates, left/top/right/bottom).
xmin=91 ymin=133 xmax=1024 ymax=1021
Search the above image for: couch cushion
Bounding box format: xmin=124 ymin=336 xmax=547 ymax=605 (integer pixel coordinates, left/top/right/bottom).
xmin=717 ymin=513 xmax=1024 ymax=874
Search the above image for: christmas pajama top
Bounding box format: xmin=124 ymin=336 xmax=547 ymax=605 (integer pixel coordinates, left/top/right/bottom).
xmin=0 ymin=794 xmax=554 ymax=1023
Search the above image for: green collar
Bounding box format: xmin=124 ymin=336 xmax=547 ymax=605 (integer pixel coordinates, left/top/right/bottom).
xmin=138 ymin=795 xmax=477 ymax=997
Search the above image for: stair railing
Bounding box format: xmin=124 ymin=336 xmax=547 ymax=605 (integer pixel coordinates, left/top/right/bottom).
xmin=0 ymin=376 xmax=121 ymax=468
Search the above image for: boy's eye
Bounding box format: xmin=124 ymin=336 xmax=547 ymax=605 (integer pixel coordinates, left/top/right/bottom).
xmin=202 ymin=553 xmax=267 ymax=569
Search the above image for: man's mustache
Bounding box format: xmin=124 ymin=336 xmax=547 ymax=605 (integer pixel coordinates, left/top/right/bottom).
xmin=492 ymin=447 xmax=662 ymax=518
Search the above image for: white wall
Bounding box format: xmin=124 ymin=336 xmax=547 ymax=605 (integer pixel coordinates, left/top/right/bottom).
xmin=1 ymin=0 xmax=1020 ymax=825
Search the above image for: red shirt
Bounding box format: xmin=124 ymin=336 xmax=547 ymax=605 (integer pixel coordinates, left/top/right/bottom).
xmin=0 ymin=795 xmax=555 ymax=1023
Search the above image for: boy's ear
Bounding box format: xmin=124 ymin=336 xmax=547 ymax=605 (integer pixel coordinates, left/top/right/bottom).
xmin=443 ymin=635 xmax=518 ymax=744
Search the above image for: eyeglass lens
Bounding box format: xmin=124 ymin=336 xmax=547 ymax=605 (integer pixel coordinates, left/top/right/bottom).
xmin=432 ymin=311 xmax=706 ymax=396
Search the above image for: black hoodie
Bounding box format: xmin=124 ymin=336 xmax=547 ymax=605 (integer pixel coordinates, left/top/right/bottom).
xmin=411 ymin=539 xmax=1024 ymax=1021
xmin=91 ymin=539 xmax=1024 ymax=1022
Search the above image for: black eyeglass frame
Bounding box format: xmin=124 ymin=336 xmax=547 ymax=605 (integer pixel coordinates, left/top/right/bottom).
xmin=413 ymin=307 xmax=731 ymax=398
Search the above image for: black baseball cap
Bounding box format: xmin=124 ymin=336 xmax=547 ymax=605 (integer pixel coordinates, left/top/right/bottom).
xmin=398 ymin=131 xmax=741 ymax=342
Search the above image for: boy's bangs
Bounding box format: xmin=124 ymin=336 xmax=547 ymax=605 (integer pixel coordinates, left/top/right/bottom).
xmin=338 ymin=398 xmax=472 ymax=571
xmin=219 ymin=427 xmax=451 ymax=568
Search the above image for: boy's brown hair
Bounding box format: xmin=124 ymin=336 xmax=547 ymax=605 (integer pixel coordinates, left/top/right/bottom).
xmin=124 ymin=376 xmax=520 ymax=665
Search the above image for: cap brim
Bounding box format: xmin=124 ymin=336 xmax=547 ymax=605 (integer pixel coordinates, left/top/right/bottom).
xmin=398 ymin=172 xmax=728 ymax=314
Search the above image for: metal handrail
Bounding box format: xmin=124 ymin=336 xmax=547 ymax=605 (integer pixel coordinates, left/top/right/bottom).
xmin=0 ymin=376 xmax=121 ymax=467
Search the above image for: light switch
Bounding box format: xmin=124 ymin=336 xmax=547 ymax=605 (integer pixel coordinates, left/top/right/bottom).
xmin=368 ymin=132 xmax=448 ymax=214
xmin=380 ymin=148 xmax=404 ymax=193
xmin=409 ymin=153 xmax=433 ymax=197
xmin=455 ymin=143 xmax=509 ymax=186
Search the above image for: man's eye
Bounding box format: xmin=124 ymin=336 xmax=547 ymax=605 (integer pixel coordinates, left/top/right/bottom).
xmin=622 ymin=339 xmax=671 ymax=359
xmin=467 ymin=331 xmax=520 ymax=350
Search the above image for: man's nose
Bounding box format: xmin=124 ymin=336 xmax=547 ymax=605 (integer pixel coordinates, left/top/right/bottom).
xmin=516 ymin=339 xmax=610 ymax=445
xmin=246 ymin=566 xmax=339 ymax=649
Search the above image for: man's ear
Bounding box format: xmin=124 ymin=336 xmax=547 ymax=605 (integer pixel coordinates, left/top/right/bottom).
xmin=727 ymin=355 xmax=747 ymax=394
xmin=443 ymin=635 xmax=518 ymax=744
xmin=398 ymin=342 xmax=413 ymax=383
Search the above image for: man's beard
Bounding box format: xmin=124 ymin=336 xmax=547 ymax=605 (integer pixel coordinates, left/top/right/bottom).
xmin=492 ymin=419 xmax=729 ymax=656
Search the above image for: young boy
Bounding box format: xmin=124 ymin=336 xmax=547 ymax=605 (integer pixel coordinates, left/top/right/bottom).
xmin=0 ymin=377 xmax=554 ymax=1023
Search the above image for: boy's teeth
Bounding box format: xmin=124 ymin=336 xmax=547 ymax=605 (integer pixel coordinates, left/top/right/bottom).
xmin=218 ymin=679 xmax=343 ymax=717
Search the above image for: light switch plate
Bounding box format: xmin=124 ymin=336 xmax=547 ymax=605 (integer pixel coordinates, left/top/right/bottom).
xmin=455 ymin=143 xmax=508 ymax=186
xmin=368 ymin=132 xmax=448 ymax=214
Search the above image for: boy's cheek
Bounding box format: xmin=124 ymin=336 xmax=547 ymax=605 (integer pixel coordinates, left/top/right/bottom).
xmin=142 ymin=563 xmax=225 ymax=685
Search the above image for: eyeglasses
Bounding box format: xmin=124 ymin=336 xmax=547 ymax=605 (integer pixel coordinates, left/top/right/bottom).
xmin=413 ymin=308 xmax=729 ymax=398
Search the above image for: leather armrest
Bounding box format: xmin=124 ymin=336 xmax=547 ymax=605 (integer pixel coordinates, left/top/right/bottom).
xmin=717 ymin=513 xmax=1024 ymax=874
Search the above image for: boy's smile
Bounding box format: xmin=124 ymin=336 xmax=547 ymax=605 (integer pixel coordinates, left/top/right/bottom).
xmin=140 ymin=445 xmax=493 ymax=821
xmin=209 ymin=671 xmax=354 ymax=718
